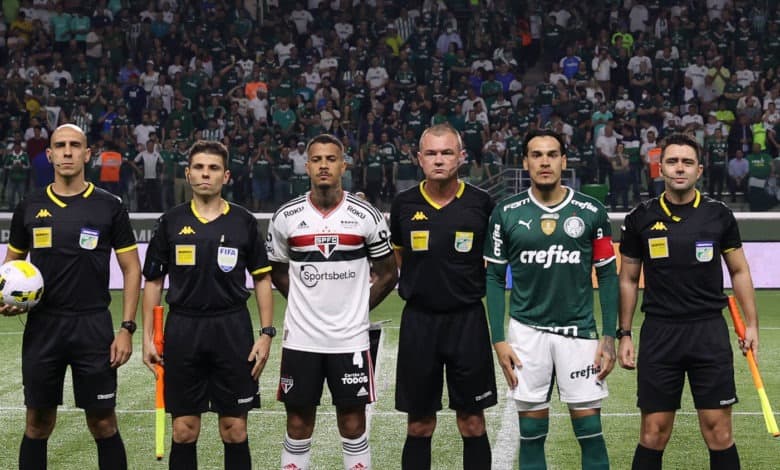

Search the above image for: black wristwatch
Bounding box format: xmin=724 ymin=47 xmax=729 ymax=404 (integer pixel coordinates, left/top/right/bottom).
xmin=120 ymin=320 xmax=137 ymax=335
xmin=260 ymin=326 xmax=277 ymax=338
xmin=615 ymin=328 xmax=632 ymax=339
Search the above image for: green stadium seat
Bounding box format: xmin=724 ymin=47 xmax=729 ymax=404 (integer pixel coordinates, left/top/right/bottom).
xmin=581 ymin=184 xmax=609 ymax=204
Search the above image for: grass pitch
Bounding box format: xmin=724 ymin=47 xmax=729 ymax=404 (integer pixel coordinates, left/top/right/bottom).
xmin=0 ymin=290 xmax=779 ymax=469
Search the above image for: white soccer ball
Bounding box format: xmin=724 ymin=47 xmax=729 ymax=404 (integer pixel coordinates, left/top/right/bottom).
xmin=0 ymin=260 xmax=45 ymax=310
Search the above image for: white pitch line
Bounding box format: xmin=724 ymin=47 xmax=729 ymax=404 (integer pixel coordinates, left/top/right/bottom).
xmin=491 ymin=397 xmax=518 ymax=470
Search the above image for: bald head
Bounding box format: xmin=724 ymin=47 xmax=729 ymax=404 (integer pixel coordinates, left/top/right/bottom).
xmin=51 ymin=124 xmax=87 ymax=144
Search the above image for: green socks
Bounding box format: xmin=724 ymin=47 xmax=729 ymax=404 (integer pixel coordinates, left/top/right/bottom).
xmin=572 ymin=414 xmax=609 ymax=469
xmin=519 ymin=416 xmax=549 ymax=470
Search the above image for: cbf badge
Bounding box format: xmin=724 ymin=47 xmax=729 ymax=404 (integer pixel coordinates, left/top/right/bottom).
xmin=695 ymin=241 xmax=714 ymax=262
xmin=217 ymin=246 xmax=238 ymax=272
xmin=540 ymin=213 xmax=559 ymax=236
xmin=454 ymin=231 xmax=474 ymax=252
xmin=79 ymin=228 xmax=100 ymax=250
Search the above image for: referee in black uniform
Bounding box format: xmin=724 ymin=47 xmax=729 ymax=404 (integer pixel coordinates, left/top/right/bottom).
xmin=618 ymin=133 xmax=759 ymax=470
xmin=2 ymin=124 xmax=141 ymax=470
xmin=141 ymin=140 xmax=274 ymax=470
xmin=390 ymin=123 xmax=497 ymax=469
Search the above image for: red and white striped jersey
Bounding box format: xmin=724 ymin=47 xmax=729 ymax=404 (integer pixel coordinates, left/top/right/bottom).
xmin=267 ymin=191 xmax=392 ymax=353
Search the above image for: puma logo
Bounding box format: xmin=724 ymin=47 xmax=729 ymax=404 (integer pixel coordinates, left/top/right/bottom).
xmin=518 ymin=219 xmax=532 ymax=230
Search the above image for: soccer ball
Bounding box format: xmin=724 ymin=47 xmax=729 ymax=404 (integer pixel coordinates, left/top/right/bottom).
xmin=0 ymin=260 xmax=45 ymax=310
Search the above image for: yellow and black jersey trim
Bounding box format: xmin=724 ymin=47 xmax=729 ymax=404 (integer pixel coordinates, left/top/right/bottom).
xmin=46 ymin=182 xmax=95 ymax=208
xmin=115 ymin=244 xmax=138 ymax=254
xmin=419 ymin=180 xmax=465 ymax=209
xmin=190 ymin=199 xmax=230 ymax=224
xmin=250 ymin=265 xmax=272 ymax=276
xmin=6 ymin=244 xmax=27 ymax=254
xmin=659 ymin=189 xmax=701 ymax=222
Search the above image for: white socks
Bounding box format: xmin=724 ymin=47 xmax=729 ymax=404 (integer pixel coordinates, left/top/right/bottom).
xmin=280 ymin=432 xmax=370 ymax=470
xmin=281 ymin=434 xmax=312 ymax=470
xmin=342 ymin=432 xmax=370 ymax=470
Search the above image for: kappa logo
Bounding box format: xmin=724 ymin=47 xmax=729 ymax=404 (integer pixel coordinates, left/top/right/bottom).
xmin=35 ymin=209 xmax=52 ymax=218
xmin=651 ymin=221 xmax=668 ymax=231
xmin=411 ymin=211 xmax=428 ymax=221
xmin=297 ymin=220 xmax=309 ymax=229
xmin=178 ymin=226 xmax=196 ymax=235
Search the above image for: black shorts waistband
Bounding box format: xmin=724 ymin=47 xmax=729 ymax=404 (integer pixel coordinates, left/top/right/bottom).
xmin=169 ymin=305 xmax=248 ymax=317
xmin=644 ymin=311 xmax=724 ymax=324
xmin=31 ymin=308 xmax=110 ymax=317
xmin=404 ymin=301 xmax=485 ymax=316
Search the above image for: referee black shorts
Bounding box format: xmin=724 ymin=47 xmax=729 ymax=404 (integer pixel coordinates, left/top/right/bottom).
xmin=395 ymin=302 xmax=497 ymax=416
xmin=164 ymin=308 xmax=259 ymax=417
xmin=637 ymin=315 xmax=738 ymax=412
xmin=22 ymin=311 xmax=117 ymax=410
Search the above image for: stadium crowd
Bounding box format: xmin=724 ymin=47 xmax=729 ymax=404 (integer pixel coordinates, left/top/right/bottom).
xmin=1 ymin=0 xmax=780 ymax=212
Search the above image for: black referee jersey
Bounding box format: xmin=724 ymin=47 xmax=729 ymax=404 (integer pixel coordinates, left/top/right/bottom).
xmin=620 ymin=190 xmax=742 ymax=319
xmin=390 ymin=181 xmax=494 ymax=313
xmin=7 ymin=183 xmax=137 ymax=316
xmin=143 ymin=200 xmax=271 ymax=314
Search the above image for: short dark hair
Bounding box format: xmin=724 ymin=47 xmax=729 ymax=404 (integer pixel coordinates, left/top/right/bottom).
xmin=306 ymin=133 xmax=344 ymax=156
xmin=188 ymin=140 xmax=228 ymax=168
xmin=661 ymin=133 xmax=702 ymax=163
xmin=522 ymin=129 xmax=567 ymax=159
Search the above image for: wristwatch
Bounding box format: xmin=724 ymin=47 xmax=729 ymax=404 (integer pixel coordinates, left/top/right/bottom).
xmin=260 ymin=326 xmax=277 ymax=338
xmin=120 ymin=320 xmax=137 ymax=335
xmin=615 ymin=328 xmax=632 ymax=339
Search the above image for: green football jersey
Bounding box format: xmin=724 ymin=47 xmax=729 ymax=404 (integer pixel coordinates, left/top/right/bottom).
xmin=484 ymin=188 xmax=615 ymax=339
xmin=706 ymin=139 xmax=728 ymax=167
